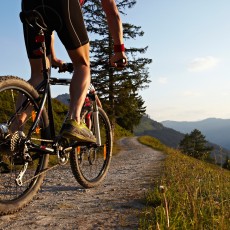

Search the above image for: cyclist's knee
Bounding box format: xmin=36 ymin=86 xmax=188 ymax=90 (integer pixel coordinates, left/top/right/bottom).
xmin=67 ymin=43 xmax=90 ymax=68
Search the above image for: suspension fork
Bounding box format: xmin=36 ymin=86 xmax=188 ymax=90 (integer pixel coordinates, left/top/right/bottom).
xmin=92 ymin=101 xmax=101 ymax=146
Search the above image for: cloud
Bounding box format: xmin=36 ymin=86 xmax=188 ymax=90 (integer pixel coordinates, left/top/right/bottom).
xmin=158 ymin=77 xmax=168 ymax=84
xmin=188 ymin=56 xmax=219 ymax=72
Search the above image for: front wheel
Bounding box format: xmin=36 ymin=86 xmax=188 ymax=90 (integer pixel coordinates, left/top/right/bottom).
xmin=70 ymin=107 xmax=112 ymax=188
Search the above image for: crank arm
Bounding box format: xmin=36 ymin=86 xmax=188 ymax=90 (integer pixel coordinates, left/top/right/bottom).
xmin=63 ymin=142 xmax=98 ymax=154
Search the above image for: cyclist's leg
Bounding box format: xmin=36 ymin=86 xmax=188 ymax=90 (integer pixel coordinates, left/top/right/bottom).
xmin=28 ymin=57 xmax=51 ymax=88
xmin=10 ymin=57 xmax=49 ymax=133
xmin=67 ymin=43 xmax=91 ymax=124
xmin=51 ymin=1 xmax=96 ymax=142
xmin=17 ymin=30 xmax=51 ymax=131
xmin=13 ymin=51 xmax=51 ymax=131
xmin=60 ymin=44 xmax=96 ymax=143
xmin=52 ymin=0 xmax=90 ymax=124
xmin=20 ymin=0 xmax=53 ymax=130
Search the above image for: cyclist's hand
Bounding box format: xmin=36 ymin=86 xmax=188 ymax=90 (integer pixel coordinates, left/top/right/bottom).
xmin=52 ymin=63 xmax=74 ymax=73
xmin=110 ymin=52 xmax=127 ymax=69
xmin=52 ymin=58 xmax=64 ymax=69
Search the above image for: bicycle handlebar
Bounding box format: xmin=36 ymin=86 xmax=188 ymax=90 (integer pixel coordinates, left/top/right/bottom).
xmin=52 ymin=59 xmax=126 ymax=73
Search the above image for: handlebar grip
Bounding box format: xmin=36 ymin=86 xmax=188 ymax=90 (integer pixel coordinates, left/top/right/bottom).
xmin=61 ymin=63 xmax=74 ymax=73
xmin=52 ymin=63 xmax=74 ymax=73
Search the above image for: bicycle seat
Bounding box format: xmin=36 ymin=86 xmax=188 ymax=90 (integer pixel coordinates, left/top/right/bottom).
xmin=19 ymin=10 xmax=47 ymax=31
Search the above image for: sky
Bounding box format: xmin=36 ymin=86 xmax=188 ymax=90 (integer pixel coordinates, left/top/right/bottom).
xmin=1 ymin=1 xmax=230 ymax=122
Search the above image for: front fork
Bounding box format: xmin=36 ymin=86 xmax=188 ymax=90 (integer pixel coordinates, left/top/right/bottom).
xmin=92 ymin=103 xmax=101 ymax=146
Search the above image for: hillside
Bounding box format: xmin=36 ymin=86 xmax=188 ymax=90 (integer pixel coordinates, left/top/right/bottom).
xmin=55 ymin=93 xmax=70 ymax=105
xmin=134 ymin=116 xmax=230 ymax=164
xmin=134 ymin=115 xmax=184 ymax=148
xmin=162 ymin=118 xmax=230 ymax=150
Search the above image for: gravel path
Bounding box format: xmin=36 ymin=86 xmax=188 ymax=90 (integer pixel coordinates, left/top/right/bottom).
xmin=0 ymin=137 xmax=165 ymax=230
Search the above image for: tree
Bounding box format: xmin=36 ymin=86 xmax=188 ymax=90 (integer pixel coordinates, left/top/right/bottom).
xmin=222 ymin=157 xmax=230 ymax=170
xmin=116 ymin=91 xmax=146 ymax=132
xmin=83 ymin=0 xmax=152 ymax=131
xmin=179 ymin=129 xmax=213 ymax=160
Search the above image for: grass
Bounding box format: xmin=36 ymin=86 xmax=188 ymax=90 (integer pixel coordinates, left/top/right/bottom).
xmin=138 ymin=135 xmax=230 ymax=230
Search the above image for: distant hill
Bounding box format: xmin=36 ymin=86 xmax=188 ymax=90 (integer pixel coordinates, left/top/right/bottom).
xmin=55 ymin=93 xmax=70 ymax=106
xmin=134 ymin=116 xmax=230 ymax=164
xmin=134 ymin=115 xmax=184 ymax=148
xmin=162 ymin=118 xmax=230 ymax=150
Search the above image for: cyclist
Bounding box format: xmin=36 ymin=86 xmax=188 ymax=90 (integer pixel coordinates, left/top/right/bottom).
xmin=21 ymin=0 xmax=127 ymax=143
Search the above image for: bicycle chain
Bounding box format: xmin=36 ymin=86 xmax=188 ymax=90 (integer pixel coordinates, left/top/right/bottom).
xmin=19 ymin=163 xmax=60 ymax=185
xmin=18 ymin=137 xmax=70 ymax=185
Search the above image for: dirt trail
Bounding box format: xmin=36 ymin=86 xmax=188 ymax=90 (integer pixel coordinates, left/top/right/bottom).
xmin=0 ymin=137 xmax=165 ymax=230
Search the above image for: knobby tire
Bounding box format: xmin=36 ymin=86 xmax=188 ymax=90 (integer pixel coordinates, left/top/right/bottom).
xmin=70 ymin=107 xmax=112 ymax=188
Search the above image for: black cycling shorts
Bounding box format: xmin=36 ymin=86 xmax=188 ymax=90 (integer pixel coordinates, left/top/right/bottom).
xmin=21 ymin=0 xmax=89 ymax=59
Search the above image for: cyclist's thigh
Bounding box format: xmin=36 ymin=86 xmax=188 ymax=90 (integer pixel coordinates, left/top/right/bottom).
xmin=22 ymin=0 xmax=89 ymax=56
xmin=55 ymin=0 xmax=89 ymax=50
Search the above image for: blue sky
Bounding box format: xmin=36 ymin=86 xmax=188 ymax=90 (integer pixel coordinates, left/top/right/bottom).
xmin=1 ymin=1 xmax=230 ymax=122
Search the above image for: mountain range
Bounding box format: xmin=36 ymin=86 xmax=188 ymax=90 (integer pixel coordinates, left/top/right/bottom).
xmin=162 ymin=118 xmax=230 ymax=150
xmin=134 ymin=116 xmax=230 ymax=164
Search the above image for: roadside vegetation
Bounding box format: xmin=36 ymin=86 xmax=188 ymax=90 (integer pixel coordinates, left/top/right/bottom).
xmin=138 ymin=136 xmax=230 ymax=230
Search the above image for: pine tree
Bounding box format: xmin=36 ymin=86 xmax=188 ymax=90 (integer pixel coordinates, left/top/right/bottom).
xmin=83 ymin=0 xmax=152 ymax=131
xmin=179 ymin=129 xmax=213 ymax=160
xmin=222 ymin=156 xmax=230 ymax=170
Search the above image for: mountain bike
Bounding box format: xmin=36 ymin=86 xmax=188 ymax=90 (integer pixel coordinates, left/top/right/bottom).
xmin=0 ymin=10 xmax=114 ymax=215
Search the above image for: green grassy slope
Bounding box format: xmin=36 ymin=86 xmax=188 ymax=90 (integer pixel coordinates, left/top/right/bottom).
xmin=138 ymin=136 xmax=230 ymax=229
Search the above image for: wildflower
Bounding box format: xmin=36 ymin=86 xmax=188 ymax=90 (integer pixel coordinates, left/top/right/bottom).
xmin=159 ymin=185 xmax=166 ymax=193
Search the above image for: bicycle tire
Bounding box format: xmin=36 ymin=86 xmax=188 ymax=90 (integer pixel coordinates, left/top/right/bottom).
xmin=70 ymin=107 xmax=112 ymax=188
xmin=0 ymin=76 xmax=50 ymax=215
